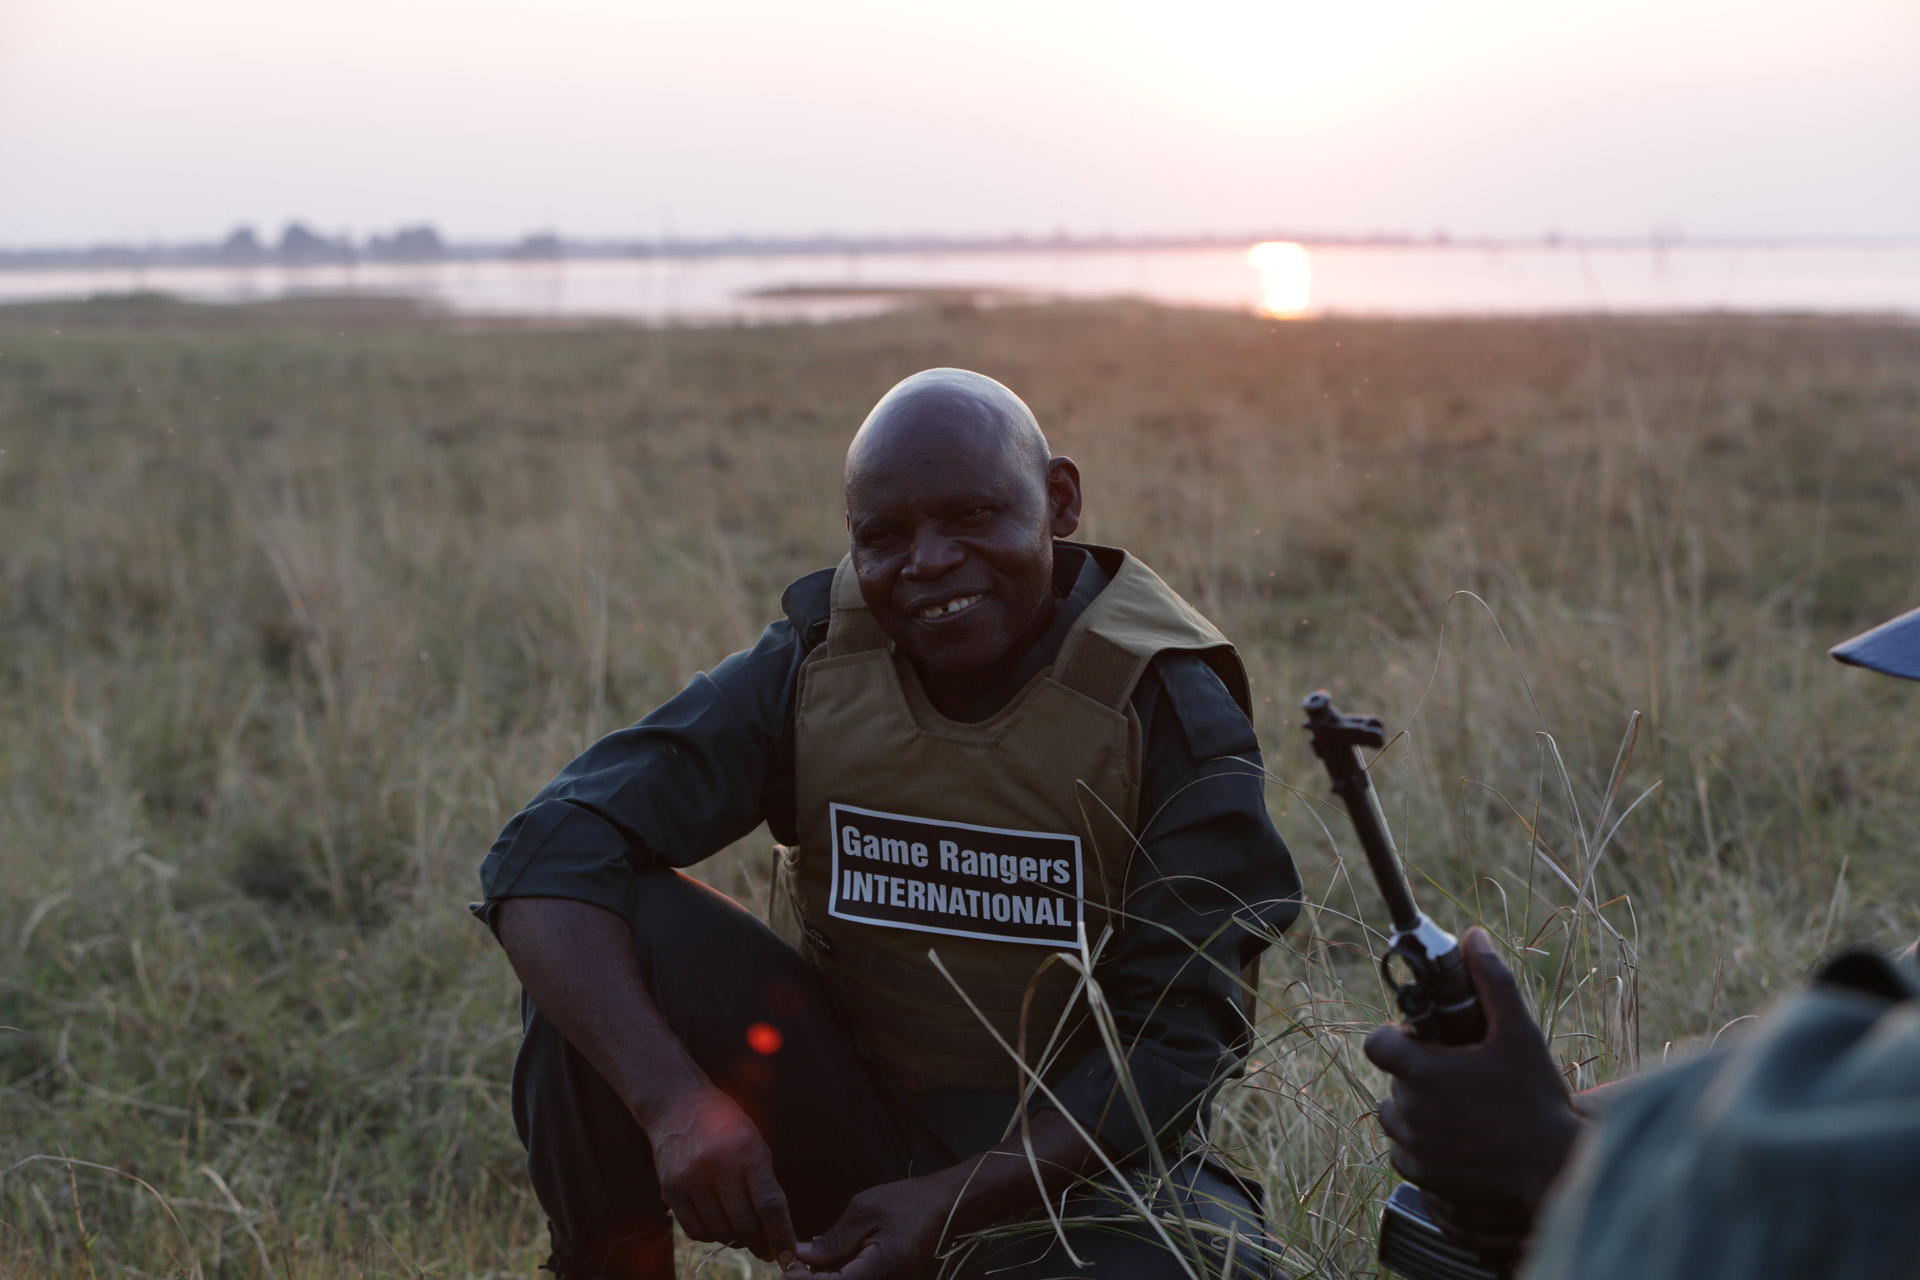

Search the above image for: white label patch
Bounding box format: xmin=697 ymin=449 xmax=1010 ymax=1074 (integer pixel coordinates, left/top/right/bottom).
xmin=827 ymin=803 xmax=1083 ymax=948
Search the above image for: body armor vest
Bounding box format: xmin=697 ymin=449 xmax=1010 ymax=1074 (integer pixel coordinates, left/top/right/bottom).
xmin=770 ymin=544 xmax=1249 ymax=1093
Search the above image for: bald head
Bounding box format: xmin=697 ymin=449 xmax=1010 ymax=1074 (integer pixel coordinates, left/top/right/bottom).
xmin=842 ymin=368 xmax=1083 ymax=708
xmin=846 ymin=368 xmax=1049 ymax=490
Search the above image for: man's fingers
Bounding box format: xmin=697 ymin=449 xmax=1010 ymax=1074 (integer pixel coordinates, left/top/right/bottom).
xmin=717 ymin=1177 xmax=767 ymax=1258
xmin=701 ymin=1188 xmax=745 ymax=1247
xmin=1375 ymin=1095 xmax=1413 ymax=1148
xmin=747 ymin=1157 xmax=798 ymax=1266
xmin=1460 ymin=927 xmax=1532 ymax=1041
xmin=796 ymin=1210 xmax=869 ymax=1269
xmin=667 ymin=1189 xmax=716 ymax=1244
xmin=692 ymin=1191 xmax=734 ymax=1246
xmin=1386 ymin=1142 xmax=1426 ymax=1188
xmin=796 ymin=1234 xmax=885 ymax=1280
xmin=1363 ymin=1022 xmax=1422 ymax=1079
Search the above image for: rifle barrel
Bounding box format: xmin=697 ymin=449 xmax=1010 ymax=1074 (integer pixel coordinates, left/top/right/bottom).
xmin=1342 ymin=779 xmax=1421 ymax=931
xmin=1302 ymin=691 xmax=1421 ymax=931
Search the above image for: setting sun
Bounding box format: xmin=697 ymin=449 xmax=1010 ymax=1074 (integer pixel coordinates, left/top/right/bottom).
xmin=1248 ymin=241 xmax=1312 ymax=316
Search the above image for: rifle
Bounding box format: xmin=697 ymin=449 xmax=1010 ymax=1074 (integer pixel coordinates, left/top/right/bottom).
xmin=1301 ymin=691 xmax=1504 ymax=1280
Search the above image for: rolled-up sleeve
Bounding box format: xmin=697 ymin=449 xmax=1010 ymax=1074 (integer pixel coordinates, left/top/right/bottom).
xmin=1045 ymin=654 xmax=1303 ymax=1156
xmin=472 ymin=612 xmax=811 ymax=931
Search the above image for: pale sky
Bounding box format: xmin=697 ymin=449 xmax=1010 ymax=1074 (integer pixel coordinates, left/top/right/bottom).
xmin=2 ymin=0 xmax=1915 ymax=246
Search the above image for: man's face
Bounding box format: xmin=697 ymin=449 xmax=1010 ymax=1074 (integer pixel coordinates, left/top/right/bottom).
xmin=846 ymin=430 xmax=1076 ymax=679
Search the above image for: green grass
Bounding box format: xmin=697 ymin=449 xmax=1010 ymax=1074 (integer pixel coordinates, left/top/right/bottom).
xmin=1 ymin=294 xmax=1916 ymax=1277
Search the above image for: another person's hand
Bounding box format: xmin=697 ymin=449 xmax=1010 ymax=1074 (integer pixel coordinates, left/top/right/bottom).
xmin=643 ymin=1082 xmax=797 ymax=1266
xmin=1363 ymin=927 xmax=1585 ymax=1241
xmin=786 ymin=1175 xmax=954 ymax=1280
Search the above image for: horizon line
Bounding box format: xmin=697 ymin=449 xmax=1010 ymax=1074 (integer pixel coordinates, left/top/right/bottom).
xmin=4 ymin=226 xmax=1919 ymax=269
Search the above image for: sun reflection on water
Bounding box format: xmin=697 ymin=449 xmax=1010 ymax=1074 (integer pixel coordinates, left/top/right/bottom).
xmin=1248 ymin=241 xmax=1311 ymax=316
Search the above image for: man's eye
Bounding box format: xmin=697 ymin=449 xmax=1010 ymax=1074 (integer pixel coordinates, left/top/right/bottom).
xmin=958 ymin=507 xmax=992 ymax=523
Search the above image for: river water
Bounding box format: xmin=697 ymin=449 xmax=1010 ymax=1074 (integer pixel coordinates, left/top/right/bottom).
xmin=2 ymin=242 xmax=1916 ymax=322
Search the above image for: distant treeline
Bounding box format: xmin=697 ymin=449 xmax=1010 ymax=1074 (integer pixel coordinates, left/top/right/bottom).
xmin=0 ymin=223 xmax=561 ymax=270
xmin=2 ymin=224 xmax=1911 ymax=270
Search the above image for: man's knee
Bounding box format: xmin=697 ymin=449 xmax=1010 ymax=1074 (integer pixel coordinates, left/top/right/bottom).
xmin=623 ymin=870 xmax=823 ymax=1025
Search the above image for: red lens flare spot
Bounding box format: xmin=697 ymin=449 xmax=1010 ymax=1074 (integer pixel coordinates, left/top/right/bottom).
xmin=746 ymin=1022 xmax=783 ymax=1055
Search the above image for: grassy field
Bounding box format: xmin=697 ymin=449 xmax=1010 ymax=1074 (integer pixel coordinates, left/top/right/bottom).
xmin=1 ymin=293 xmax=1916 ymax=1278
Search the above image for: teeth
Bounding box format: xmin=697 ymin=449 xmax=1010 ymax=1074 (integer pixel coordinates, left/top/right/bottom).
xmin=917 ymin=594 xmax=981 ymax=620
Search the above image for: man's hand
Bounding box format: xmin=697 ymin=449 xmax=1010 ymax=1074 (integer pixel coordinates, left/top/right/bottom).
xmin=787 ymin=1108 xmax=1102 ymax=1280
xmin=786 ymin=1175 xmax=953 ymax=1280
xmin=1363 ymin=927 xmax=1585 ymax=1234
xmin=496 ymin=898 xmax=797 ymax=1265
xmin=644 ymin=1083 xmax=797 ymax=1265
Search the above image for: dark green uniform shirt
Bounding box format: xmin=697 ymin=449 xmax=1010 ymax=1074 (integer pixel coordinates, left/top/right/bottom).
xmin=477 ymin=545 xmax=1302 ymax=1156
xmin=1525 ymin=946 xmax=1920 ymax=1280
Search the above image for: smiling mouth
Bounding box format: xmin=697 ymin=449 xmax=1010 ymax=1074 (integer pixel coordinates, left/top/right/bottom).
xmin=913 ymin=593 xmax=984 ymax=622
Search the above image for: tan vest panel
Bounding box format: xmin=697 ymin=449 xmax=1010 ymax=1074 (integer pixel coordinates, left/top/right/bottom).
xmin=771 ymin=545 xmax=1247 ymax=1093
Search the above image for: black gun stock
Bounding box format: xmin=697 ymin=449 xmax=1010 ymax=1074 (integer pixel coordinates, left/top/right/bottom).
xmin=1302 ymin=690 xmax=1502 ymax=1280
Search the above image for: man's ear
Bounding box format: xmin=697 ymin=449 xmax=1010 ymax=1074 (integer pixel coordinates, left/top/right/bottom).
xmin=1046 ymin=457 xmax=1083 ymax=538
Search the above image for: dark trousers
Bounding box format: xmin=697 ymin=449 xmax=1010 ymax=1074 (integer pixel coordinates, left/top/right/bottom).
xmin=511 ymin=869 xmax=1273 ymax=1279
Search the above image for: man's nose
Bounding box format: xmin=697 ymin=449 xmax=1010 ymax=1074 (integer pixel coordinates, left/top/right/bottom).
xmin=902 ymin=526 xmax=964 ymax=579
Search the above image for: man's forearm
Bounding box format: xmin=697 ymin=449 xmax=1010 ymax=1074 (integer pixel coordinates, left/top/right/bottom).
xmin=494 ymin=895 xmax=704 ymax=1123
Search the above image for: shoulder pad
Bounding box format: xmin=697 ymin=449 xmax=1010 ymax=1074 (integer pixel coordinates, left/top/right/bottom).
xmin=781 ymin=567 xmax=837 ymax=653
xmin=1151 ymin=650 xmax=1260 ymax=761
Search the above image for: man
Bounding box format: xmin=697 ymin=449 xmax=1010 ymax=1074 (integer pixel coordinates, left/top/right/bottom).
xmin=1362 ymin=605 xmax=1920 ymax=1278
xmin=477 ymin=369 xmax=1302 ymax=1279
